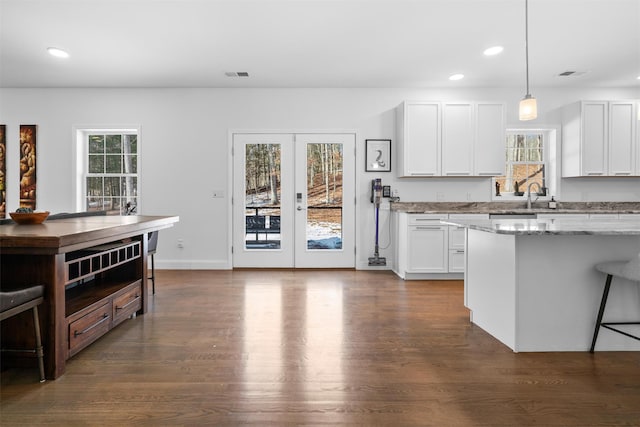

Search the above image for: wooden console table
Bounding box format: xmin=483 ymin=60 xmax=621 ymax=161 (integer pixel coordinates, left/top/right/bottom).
xmin=0 ymin=215 xmax=179 ymax=379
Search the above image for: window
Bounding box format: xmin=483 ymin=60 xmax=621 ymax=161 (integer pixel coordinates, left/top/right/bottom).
xmin=78 ymin=130 xmax=138 ymax=215
xmin=494 ymin=130 xmax=549 ymax=199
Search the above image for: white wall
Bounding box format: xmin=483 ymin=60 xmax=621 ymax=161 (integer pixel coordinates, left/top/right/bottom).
xmin=1 ymin=86 xmax=638 ymax=270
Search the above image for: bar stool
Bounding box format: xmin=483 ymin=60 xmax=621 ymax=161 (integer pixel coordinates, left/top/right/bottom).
xmin=0 ymin=284 xmax=46 ymax=382
xmin=590 ymin=253 xmax=640 ymax=352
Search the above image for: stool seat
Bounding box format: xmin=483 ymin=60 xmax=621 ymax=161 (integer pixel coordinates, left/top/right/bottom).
xmin=0 ymin=285 xmax=44 ymax=314
xmin=0 ymin=284 xmax=46 ymax=382
xmin=590 ymin=253 xmax=640 ymax=352
xmin=596 ymin=254 xmax=640 ymax=282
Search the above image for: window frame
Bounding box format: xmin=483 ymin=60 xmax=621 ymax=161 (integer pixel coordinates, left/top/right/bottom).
xmin=74 ymin=126 xmax=141 ymax=214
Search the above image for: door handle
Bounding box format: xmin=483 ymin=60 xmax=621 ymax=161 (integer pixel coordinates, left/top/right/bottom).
xmin=297 ymin=206 xmax=306 ymax=211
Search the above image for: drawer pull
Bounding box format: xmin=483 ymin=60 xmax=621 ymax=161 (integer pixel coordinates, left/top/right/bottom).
xmin=415 ymin=226 xmax=442 ymax=230
xmin=74 ymin=313 xmax=109 ymax=337
xmin=115 ymin=294 xmax=140 ymax=311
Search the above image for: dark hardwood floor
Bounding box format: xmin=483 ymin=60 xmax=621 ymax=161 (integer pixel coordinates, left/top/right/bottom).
xmin=1 ymin=270 xmax=639 ymax=426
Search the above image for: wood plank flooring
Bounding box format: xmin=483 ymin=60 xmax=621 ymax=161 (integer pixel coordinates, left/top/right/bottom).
xmin=1 ymin=270 xmax=639 ymax=426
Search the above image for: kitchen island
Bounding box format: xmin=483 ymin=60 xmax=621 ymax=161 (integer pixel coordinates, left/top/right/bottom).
xmin=442 ymin=217 xmax=640 ymax=352
xmin=0 ymin=215 xmax=179 ymax=378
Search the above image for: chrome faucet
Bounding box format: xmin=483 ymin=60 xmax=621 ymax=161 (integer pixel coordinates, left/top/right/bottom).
xmin=527 ymin=182 xmax=541 ymax=210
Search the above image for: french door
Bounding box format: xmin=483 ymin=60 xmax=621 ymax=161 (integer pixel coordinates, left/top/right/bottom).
xmin=232 ymin=133 xmax=355 ymax=268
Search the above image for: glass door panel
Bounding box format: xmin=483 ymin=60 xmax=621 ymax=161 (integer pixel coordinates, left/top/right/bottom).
xmin=305 ymin=143 xmax=343 ymax=250
xmin=244 ymin=143 xmax=282 ymax=249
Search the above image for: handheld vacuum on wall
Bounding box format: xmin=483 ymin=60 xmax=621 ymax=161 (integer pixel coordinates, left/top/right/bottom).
xmin=368 ymin=178 xmax=387 ymax=266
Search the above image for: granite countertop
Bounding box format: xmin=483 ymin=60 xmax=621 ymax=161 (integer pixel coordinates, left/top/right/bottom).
xmin=442 ymin=217 xmax=640 ymax=236
xmin=390 ymin=201 xmax=640 ymax=215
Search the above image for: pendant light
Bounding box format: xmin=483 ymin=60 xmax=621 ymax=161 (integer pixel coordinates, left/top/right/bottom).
xmin=519 ymin=0 xmax=537 ymax=121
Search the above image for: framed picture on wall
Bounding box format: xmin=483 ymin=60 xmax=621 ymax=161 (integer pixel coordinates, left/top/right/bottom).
xmin=365 ymin=139 xmax=391 ymax=172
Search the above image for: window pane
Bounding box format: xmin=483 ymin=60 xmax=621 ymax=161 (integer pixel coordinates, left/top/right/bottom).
xmin=244 ymin=143 xmax=281 ymax=249
xmin=105 ymin=135 xmax=122 ymax=153
xmin=105 ymin=154 xmax=122 ymax=173
xmin=121 ymin=176 xmax=137 ymax=198
xmin=88 ymin=135 xmax=104 ymax=154
xmin=124 ymin=135 xmax=137 ymax=154
xmin=88 ymin=154 xmax=104 ymax=173
xmin=306 ymin=143 xmax=343 ymax=250
xmin=104 ymin=177 xmax=121 ymax=197
xmin=123 ymin=154 xmax=136 ymax=174
xmin=86 ymin=176 xmax=103 ymax=196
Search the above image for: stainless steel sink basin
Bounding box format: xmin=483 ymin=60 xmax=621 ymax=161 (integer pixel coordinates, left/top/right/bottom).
xmin=489 ymin=213 xmax=537 ymax=219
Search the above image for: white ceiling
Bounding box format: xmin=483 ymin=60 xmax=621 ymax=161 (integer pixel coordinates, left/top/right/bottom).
xmin=1 ymin=0 xmax=639 ymax=89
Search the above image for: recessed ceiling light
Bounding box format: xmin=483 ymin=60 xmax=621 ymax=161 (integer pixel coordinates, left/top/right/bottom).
xmin=47 ymin=47 xmax=69 ymax=58
xmin=483 ymin=46 xmax=504 ymax=56
xmin=225 ymin=71 xmax=249 ymax=77
xmin=449 ymin=74 xmax=464 ymax=81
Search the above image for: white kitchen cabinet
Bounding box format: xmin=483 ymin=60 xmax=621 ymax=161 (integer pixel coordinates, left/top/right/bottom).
xmin=562 ymin=100 xmax=638 ymax=177
xmin=406 ymin=214 xmax=448 ymax=273
xmin=442 ymin=102 xmax=506 ymax=176
xmin=397 ymin=101 xmax=505 ymax=177
xmin=619 ymin=214 xmax=640 ymax=220
xmin=394 ymin=213 xmax=451 ymax=279
xmin=396 ymin=101 xmax=441 ymax=177
xmin=448 ymin=214 xmax=489 ymax=273
xmin=474 ymin=102 xmax=506 ymax=176
xmin=442 ymin=102 xmax=474 ymax=176
xmin=609 ymin=102 xmax=637 ymax=175
xmin=537 ymin=213 xmax=589 ymax=220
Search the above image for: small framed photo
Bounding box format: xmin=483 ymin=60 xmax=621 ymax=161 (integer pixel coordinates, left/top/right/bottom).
xmin=365 ymin=139 xmax=391 ymax=172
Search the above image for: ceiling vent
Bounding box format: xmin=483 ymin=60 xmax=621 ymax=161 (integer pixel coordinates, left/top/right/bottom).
xmin=225 ymin=71 xmax=250 ymax=77
xmin=558 ymin=71 xmax=587 ymax=77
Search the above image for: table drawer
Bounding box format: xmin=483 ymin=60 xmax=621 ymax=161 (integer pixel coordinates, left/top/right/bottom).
xmin=112 ymin=282 xmax=142 ymax=326
xmin=68 ymin=302 xmax=111 ymax=356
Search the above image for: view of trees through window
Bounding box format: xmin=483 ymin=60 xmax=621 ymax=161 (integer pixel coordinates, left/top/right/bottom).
xmin=244 ymin=143 xmax=343 ymax=249
xmin=495 ymin=132 xmax=546 ymax=197
xmin=86 ymin=133 xmax=138 ymax=215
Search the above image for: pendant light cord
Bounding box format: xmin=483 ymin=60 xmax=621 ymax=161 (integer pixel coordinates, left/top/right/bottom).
xmin=525 ymin=0 xmax=531 ymax=97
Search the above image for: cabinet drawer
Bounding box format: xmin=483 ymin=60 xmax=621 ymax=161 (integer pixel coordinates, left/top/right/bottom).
xmin=112 ymin=282 xmax=142 ymax=326
xmin=408 ymin=214 xmax=448 ymax=225
xmin=448 ymin=249 xmax=466 ymax=272
xmin=68 ymin=302 xmax=111 ymax=356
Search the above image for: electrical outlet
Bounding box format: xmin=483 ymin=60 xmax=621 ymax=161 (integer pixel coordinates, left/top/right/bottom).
xmin=466 ymin=192 xmax=472 ymax=201
xmin=177 ymin=239 xmax=184 ymax=248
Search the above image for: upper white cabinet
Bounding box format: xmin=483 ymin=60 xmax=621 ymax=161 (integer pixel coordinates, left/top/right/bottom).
xmin=397 ymin=101 xmax=505 ymax=177
xmin=562 ymin=100 xmax=638 ymax=177
xmin=397 ymin=101 xmax=441 ymax=176
xmin=474 ymin=102 xmax=507 ymax=176
xmin=442 ymin=102 xmax=474 ymax=175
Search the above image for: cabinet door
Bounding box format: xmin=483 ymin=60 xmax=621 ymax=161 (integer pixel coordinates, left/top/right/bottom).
xmin=608 ymin=101 xmax=636 ymax=176
xmin=475 ymin=102 xmax=505 ymax=176
xmin=401 ymin=102 xmax=440 ymax=176
xmin=581 ymin=101 xmax=608 ymax=176
xmin=442 ymin=102 xmax=473 ymax=176
xmin=407 ymin=225 xmax=448 ymax=273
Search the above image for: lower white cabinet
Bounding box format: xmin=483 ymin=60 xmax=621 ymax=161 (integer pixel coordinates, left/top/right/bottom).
xmin=393 ymin=213 xmax=488 ymax=279
xmin=448 ymin=214 xmax=489 ymax=273
xmin=395 ymin=214 xmax=448 ymax=276
xmin=407 ymin=222 xmax=449 ymax=273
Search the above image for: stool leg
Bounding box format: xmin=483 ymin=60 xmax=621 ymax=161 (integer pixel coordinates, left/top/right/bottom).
xmin=590 ymin=274 xmax=613 ymax=353
xmin=32 ymin=306 xmax=45 ymax=382
xmin=150 ymin=253 xmax=156 ymax=295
